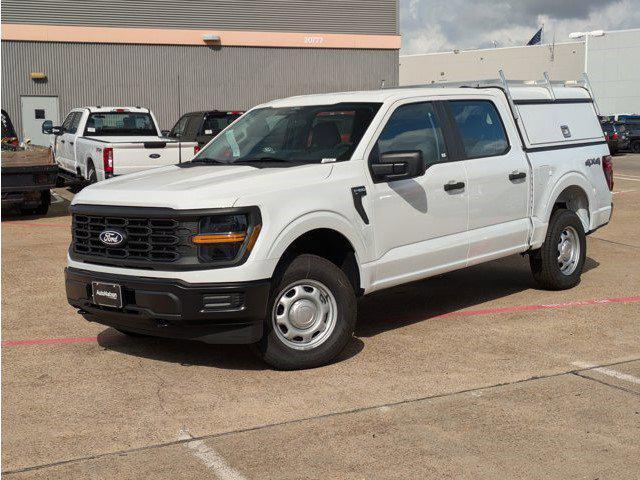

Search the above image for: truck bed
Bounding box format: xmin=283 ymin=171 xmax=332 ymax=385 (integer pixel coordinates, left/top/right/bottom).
xmin=1 ymin=147 xmax=54 ymax=169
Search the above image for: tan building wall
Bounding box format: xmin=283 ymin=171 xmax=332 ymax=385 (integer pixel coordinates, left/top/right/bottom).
xmin=400 ymin=42 xmax=584 ymax=85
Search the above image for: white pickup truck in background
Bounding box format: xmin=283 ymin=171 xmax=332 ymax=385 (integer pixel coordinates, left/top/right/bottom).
xmin=44 ymin=107 xmax=198 ymax=184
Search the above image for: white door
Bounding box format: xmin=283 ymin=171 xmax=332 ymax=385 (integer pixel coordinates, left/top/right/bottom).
xmin=447 ymin=99 xmax=531 ymax=264
xmin=367 ymin=100 xmax=469 ymax=290
xmin=20 ymin=96 xmax=59 ymax=147
xmin=55 ymin=111 xmax=78 ymax=172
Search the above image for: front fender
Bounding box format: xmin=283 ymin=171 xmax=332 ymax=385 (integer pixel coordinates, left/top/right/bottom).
xmin=265 ymin=210 xmax=368 ymax=266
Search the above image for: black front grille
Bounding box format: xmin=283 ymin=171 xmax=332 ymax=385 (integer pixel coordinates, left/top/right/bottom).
xmin=72 ymin=214 xmax=198 ymax=266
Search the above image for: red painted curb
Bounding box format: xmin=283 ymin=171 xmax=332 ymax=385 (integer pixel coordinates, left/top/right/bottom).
xmin=1 ymin=336 xmax=97 ymax=347
xmin=2 ymin=221 xmax=69 ymax=229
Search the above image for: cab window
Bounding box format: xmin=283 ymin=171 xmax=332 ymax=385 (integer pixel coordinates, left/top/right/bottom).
xmin=169 ymin=114 xmax=190 ymax=138
xmin=449 ymin=100 xmax=509 ymax=158
xmin=372 ymin=102 xmax=447 ymax=169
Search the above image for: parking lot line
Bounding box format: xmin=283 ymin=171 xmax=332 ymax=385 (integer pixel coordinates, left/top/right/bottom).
xmin=178 ymin=428 xmax=249 ymax=480
xmin=572 ymin=361 xmax=640 ymax=385
xmin=2 ymin=295 xmax=639 ymax=349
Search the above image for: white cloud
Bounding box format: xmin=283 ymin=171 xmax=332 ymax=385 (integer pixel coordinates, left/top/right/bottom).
xmin=401 ymin=0 xmax=640 ymax=54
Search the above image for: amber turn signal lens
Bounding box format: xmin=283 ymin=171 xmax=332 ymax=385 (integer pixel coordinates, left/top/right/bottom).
xmin=246 ymin=225 xmax=262 ymax=252
xmin=192 ymin=232 xmax=247 ymax=244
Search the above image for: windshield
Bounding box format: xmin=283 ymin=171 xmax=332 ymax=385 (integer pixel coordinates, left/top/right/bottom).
xmin=84 ymin=112 xmax=157 ymax=136
xmin=190 ymin=103 xmax=381 ymax=165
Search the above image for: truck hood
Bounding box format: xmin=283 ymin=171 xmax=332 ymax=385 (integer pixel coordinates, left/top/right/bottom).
xmin=72 ymin=163 xmax=333 ymax=209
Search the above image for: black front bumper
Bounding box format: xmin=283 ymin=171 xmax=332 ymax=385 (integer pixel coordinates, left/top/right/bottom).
xmin=65 ymin=267 xmax=271 ymax=344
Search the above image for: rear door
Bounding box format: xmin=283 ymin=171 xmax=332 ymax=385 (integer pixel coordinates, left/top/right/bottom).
xmin=367 ymin=99 xmax=469 ymax=290
xmin=445 ymin=98 xmax=530 ymax=264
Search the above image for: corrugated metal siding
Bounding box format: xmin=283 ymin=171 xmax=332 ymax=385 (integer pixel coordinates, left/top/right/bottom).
xmin=2 ymin=0 xmax=398 ymax=35
xmin=2 ymin=41 xmax=398 ymax=135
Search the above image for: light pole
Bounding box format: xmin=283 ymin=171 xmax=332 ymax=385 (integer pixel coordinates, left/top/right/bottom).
xmin=569 ymin=30 xmax=605 ymax=73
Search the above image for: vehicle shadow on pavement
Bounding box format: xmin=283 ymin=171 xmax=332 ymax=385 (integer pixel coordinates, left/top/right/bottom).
xmin=95 ymin=328 xmax=364 ymax=370
xmin=355 ymin=254 xmax=599 ymax=338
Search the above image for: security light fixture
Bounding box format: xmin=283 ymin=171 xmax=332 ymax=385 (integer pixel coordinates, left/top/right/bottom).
xmin=202 ymin=34 xmax=221 ymax=42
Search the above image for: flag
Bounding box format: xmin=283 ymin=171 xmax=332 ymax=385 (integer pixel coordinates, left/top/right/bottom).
xmin=526 ymin=27 xmax=543 ymax=46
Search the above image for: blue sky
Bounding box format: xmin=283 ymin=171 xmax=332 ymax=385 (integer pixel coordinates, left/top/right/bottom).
xmin=400 ymin=0 xmax=640 ymax=54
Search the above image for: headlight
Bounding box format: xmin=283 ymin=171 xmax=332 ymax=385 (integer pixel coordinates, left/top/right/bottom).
xmin=192 ymin=209 xmax=261 ymax=264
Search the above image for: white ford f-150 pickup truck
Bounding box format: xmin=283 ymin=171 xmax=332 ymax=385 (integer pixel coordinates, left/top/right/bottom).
xmin=44 ymin=107 xmax=198 ymax=184
xmin=65 ymin=78 xmax=613 ymax=369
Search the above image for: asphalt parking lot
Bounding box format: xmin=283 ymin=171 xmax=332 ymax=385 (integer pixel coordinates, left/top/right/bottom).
xmin=2 ymin=154 xmax=639 ymax=479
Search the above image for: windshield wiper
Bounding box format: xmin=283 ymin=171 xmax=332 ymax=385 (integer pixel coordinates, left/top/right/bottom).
xmin=187 ymin=157 xmax=227 ymax=164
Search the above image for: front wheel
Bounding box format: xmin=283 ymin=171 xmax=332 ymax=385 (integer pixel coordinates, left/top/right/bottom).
xmin=254 ymin=254 xmax=357 ymax=370
xmin=529 ymin=209 xmax=586 ymax=290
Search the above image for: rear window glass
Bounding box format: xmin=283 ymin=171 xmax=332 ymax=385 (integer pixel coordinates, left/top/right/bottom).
xmin=201 ymin=113 xmax=242 ymax=135
xmin=85 ymin=112 xmax=157 ymax=136
xmin=450 ymin=101 xmax=509 ymax=158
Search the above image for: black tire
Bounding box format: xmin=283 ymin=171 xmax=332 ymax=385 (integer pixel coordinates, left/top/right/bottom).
xmin=254 ymin=254 xmax=357 ymax=370
xmin=34 ymin=190 xmax=51 ymax=215
xmin=632 ymin=141 xmax=640 ymax=154
xmin=529 ymin=209 xmax=586 ymax=290
xmin=19 ymin=190 xmax=51 ymax=216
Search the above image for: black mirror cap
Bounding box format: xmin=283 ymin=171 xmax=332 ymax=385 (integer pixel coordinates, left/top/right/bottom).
xmin=41 ymin=120 xmax=53 ymax=134
xmin=371 ymin=150 xmax=425 ymax=183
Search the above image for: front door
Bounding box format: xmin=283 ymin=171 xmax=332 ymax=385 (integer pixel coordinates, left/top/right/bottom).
xmin=367 ymin=100 xmax=469 ymax=291
xmin=20 ymin=96 xmax=59 ymax=146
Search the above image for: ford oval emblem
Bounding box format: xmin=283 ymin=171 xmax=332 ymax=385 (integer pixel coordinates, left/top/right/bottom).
xmin=99 ymin=230 xmax=126 ymax=247
xmin=149 ymin=153 xmax=161 ymax=159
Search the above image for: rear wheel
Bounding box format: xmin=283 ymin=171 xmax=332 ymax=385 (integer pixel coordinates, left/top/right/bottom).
xmin=529 ymin=209 xmax=586 ymax=290
xmin=632 ymin=141 xmax=640 ymax=153
xmin=19 ymin=190 xmax=51 ymax=216
xmin=254 ymin=254 xmax=357 ymax=370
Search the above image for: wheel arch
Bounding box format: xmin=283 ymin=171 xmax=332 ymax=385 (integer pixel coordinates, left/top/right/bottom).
xmin=266 ymin=213 xmax=368 ymax=294
xmin=543 ymin=173 xmax=594 ymax=233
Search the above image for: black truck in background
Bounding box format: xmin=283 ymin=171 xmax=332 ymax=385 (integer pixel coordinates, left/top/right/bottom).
xmin=1 ymin=109 xmax=58 ymax=215
xmin=163 ymin=110 xmax=244 ymax=148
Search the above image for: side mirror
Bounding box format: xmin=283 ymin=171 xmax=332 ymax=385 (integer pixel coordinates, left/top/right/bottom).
xmin=370 ymin=150 xmax=425 ymax=182
xmin=51 ymin=126 xmax=63 ymax=136
xmin=41 ymin=120 xmax=53 ymax=134
xmin=161 ymin=129 xmax=170 ymax=137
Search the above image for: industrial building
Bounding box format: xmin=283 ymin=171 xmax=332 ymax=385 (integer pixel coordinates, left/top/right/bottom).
xmin=400 ymin=28 xmax=640 ymax=116
xmin=2 ymin=0 xmax=400 ymax=145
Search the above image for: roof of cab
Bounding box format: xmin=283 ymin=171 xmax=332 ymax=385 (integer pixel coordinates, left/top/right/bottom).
xmin=77 ymin=106 xmax=151 ymax=113
xmin=261 ymin=84 xmax=591 ymax=108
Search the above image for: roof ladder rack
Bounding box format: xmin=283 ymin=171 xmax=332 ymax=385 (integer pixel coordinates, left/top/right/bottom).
xmin=498 ymin=69 xmax=519 ymax=120
xmin=542 ymin=71 xmax=556 ymax=101
xmin=579 ymin=72 xmax=601 ymax=115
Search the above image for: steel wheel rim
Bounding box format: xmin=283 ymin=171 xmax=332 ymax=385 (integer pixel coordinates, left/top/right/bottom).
xmin=557 ymin=226 xmax=580 ymax=275
xmin=272 ymin=279 xmax=338 ymax=350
